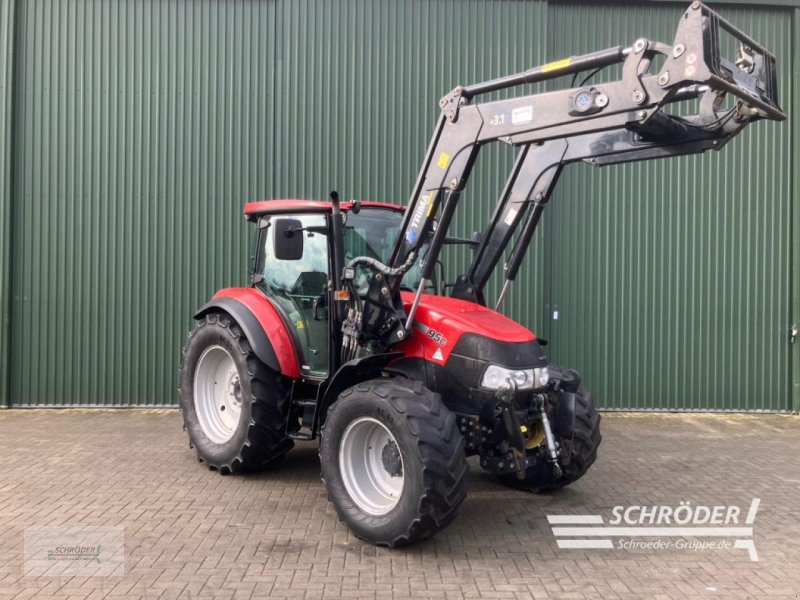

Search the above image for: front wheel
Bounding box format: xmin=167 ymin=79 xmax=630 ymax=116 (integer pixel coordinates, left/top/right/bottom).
xmin=320 ymin=378 xmax=469 ymax=547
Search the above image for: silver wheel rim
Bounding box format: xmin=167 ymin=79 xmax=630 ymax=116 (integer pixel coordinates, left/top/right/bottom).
xmin=339 ymin=417 xmax=405 ymax=516
xmin=193 ymin=345 xmax=243 ymax=444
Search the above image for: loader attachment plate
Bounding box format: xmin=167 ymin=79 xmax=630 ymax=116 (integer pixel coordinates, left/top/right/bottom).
xmin=665 ymin=2 xmax=784 ymax=121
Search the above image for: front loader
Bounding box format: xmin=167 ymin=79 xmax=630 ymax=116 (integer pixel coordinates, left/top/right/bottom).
xmin=179 ymin=2 xmax=785 ymax=546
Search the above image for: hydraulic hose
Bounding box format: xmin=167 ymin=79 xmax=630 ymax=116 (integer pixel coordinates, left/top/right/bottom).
xmin=345 ymin=251 xmax=418 ymax=278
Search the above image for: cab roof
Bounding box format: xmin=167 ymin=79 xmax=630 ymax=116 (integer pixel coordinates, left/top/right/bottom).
xmin=243 ymin=199 xmax=404 ymax=221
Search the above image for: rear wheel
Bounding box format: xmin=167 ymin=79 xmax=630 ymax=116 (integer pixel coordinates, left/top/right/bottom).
xmin=500 ymin=385 xmax=601 ymax=492
xmin=179 ymin=312 xmax=293 ymax=473
xmin=320 ymin=378 xmax=469 ymax=547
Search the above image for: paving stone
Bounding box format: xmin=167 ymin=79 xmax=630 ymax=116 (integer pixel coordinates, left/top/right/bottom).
xmin=0 ymin=410 xmax=798 ymax=599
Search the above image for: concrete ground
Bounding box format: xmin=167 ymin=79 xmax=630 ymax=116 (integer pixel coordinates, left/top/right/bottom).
xmin=0 ymin=409 xmax=798 ymax=599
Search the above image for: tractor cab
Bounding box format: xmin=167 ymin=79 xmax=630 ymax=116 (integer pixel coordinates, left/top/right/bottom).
xmin=243 ymin=200 xmax=421 ymax=378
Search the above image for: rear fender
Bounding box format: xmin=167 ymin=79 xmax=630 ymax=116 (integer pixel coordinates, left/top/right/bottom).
xmin=194 ymin=288 xmax=301 ymax=379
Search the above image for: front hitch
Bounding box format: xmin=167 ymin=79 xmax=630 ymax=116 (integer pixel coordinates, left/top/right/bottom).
xmin=483 ymin=378 xmax=575 ymax=479
xmin=492 ymin=381 xmax=565 ymax=479
xmin=494 ymin=382 xmax=528 ymax=478
xmin=534 ymin=394 xmax=563 ymax=479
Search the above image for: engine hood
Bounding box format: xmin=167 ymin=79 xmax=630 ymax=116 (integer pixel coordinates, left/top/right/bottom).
xmin=398 ymin=292 xmax=540 ymax=366
xmin=393 ymin=293 xmax=547 ymax=415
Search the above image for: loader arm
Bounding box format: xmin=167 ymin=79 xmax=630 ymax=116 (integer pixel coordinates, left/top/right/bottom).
xmin=338 ymin=1 xmax=785 ymax=358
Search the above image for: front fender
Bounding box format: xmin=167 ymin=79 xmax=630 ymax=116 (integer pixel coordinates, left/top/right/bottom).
xmin=317 ymin=353 xmax=403 ymax=430
xmin=194 ymin=287 xmax=301 ymax=379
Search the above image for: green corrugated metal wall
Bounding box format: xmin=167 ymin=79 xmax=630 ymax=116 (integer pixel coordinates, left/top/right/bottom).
xmin=0 ymin=0 xmax=795 ymax=409
xmin=542 ymin=2 xmax=794 ymax=410
xmin=9 ymin=0 xmax=278 ymax=405
xmin=0 ymin=0 xmax=14 ymax=407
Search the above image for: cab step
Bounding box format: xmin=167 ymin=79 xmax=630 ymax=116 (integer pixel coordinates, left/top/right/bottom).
xmin=289 ymin=428 xmax=315 ymax=441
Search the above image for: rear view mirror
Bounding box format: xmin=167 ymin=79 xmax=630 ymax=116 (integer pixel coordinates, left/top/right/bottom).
xmin=273 ymin=218 xmax=304 ymax=261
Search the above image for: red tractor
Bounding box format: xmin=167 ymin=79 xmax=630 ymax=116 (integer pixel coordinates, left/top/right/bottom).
xmin=180 ymin=3 xmax=784 ymax=546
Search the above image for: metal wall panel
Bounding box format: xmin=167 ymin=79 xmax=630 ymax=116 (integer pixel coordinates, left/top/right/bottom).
xmin=8 ymin=0 xmax=548 ymax=405
xmin=793 ymin=7 xmax=800 ymax=414
xmin=542 ymin=2 xmax=793 ymax=410
xmin=0 ymin=0 xmax=14 ymax=406
xmin=3 ymin=0 xmax=795 ymax=409
xmin=9 ymin=0 xmax=280 ymax=405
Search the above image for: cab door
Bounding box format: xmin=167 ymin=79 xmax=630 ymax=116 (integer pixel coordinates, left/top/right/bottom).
xmin=256 ymin=213 xmax=331 ymax=377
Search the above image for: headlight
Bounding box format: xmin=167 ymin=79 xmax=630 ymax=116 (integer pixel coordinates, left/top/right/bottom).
xmin=480 ymin=365 xmax=549 ymax=390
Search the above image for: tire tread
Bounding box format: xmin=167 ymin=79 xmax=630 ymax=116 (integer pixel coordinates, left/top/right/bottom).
xmin=179 ymin=312 xmax=293 ymax=474
xmin=322 ymin=378 xmax=468 ymax=547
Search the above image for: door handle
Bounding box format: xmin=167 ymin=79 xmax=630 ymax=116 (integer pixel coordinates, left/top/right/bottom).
xmin=313 ymin=294 xmax=326 ymax=321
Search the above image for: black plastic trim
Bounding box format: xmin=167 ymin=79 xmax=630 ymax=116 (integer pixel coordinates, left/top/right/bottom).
xmin=451 ymin=333 xmax=548 ymax=369
xmin=194 ymin=297 xmax=282 ymax=374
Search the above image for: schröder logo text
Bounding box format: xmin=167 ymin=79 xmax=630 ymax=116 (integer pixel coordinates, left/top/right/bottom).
xmin=610 ymin=501 xmax=744 ymax=526
xmin=548 ymin=498 xmax=760 ymax=561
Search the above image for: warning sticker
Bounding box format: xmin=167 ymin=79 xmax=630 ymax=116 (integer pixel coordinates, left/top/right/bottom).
xmin=436 ymin=152 xmax=451 ymax=169
xmin=432 ymin=348 xmax=444 ymax=361
xmin=541 ymin=57 xmax=572 ymax=73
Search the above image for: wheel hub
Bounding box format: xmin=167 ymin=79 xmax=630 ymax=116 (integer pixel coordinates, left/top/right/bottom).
xmin=193 ymin=345 xmax=243 ymax=444
xmin=339 ymin=417 xmax=405 ymax=516
xmin=381 ymin=439 xmax=403 ymax=477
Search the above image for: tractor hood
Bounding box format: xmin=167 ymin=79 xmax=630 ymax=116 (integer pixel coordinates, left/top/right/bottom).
xmin=398 ymin=292 xmax=546 ymax=369
xmin=395 ymin=292 xmax=548 ymax=415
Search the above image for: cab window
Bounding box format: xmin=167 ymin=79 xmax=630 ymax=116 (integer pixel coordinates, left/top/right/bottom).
xmin=257 ymin=213 xmax=330 ymax=377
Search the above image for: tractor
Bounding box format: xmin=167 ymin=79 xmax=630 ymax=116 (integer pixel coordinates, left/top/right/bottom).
xmin=179 ymin=2 xmax=785 ymax=546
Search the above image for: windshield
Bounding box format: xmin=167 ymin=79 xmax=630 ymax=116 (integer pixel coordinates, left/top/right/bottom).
xmin=343 ymin=208 xmax=424 ymax=293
